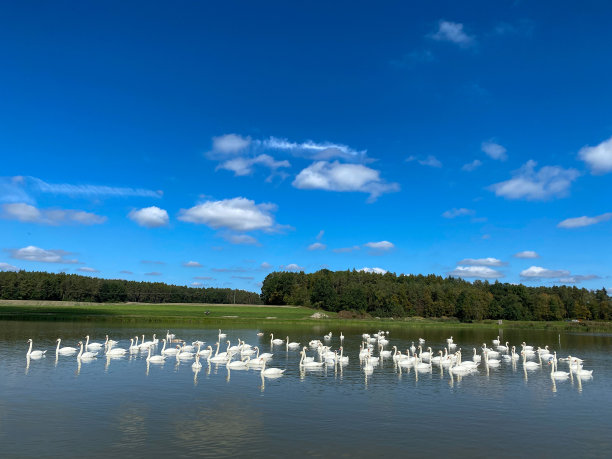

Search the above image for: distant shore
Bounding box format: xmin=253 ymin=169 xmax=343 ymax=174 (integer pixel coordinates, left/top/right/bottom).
xmin=1 ymin=300 xmax=611 ymax=332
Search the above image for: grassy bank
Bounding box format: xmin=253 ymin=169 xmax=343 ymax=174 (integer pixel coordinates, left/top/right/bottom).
xmin=1 ymin=301 xmax=611 ymax=332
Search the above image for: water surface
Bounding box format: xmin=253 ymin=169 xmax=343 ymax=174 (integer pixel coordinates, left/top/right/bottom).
xmin=0 ymin=321 xmax=610 ymax=458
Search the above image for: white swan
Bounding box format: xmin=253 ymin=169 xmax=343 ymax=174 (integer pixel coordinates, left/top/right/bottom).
xmin=106 ymin=342 xmax=127 ymax=356
xmin=218 ymin=329 xmax=227 ymax=339
xmin=129 ymin=338 xmax=140 ymax=354
xmin=270 ymin=333 xmax=284 ymax=345
xmin=85 ymin=335 xmax=103 ymax=351
xmin=260 ymin=358 xmax=285 ymax=376
xmin=161 ymin=339 xmax=178 ymax=355
xmin=227 ymin=355 xmax=248 ymax=369
xmin=492 ymin=336 xmax=500 ymax=346
xmin=198 ymin=345 xmax=213 ymax=357
xmin=418 ymin=338 xmax=425 ymax=344
xmin=77 ymin=341 xmax=97 ymax=360
xmin=176 ymin=345 xmax=194 ymax=360
xmin=286 ymin=337 xmax=300 ymax=350
xmin=253 ymin=346 xmax=273 ymax=361
xmin=192 ymin=354 xmax=203 ymax=369
xmin=146 ymin=346 xmax=165 ymax=363
xmin=56 ymin=338 xmax=78 ymax=355
xmin=26 ymin=339 xmax=46 ymax=358
xmin=472 ymin=348 xmax=482 ymax=363
xmin=549 ymin=359 xmax=569 ymax=379
xmin=300 ymin=347 xmax=324 ymax=368
xmin=323 ymin=332 xmax=332 ymax=340
xmin=337 ymin=346 xmax=349 ymax=364
xmin=522 ymin=351 xmax=539 ymax=370
xmin=209 ymin=342 xmax=229 ymax=363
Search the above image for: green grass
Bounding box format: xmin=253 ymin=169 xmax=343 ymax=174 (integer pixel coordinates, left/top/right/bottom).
xmin=1 ymin=301 xmax=611 ymax=332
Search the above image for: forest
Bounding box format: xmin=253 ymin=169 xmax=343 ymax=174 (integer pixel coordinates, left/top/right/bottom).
xmin=0 ymin=271 xmax=262 ymax=304
xmin=261 ymin=269 xmax=612 ymax=321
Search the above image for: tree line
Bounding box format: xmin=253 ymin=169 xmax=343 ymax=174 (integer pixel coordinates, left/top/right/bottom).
xmin=0 ymin=271 xmax=262 ymax=304
xmin=261 ymin=269 xmax=611 ymax=321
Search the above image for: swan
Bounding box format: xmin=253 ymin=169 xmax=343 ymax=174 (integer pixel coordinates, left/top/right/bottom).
xmin=431 ymin=350 xmax=444 ymax=364
xmin=270 ymin=333 xmax=284 ymax=345
xmin=161 ymin=339 xmax=178 ymax=355
xmin=492 ymin=336 xmax=500 ymax=346
xmin=450 ymin=358 xmax=473 ymax=375
xmin=419 ymin=346 xmax=432 ymax=360
xmin=260 ymin=358 xmax=285 ymax=376
xmin=446 ymin=336 xmax=454 ymax=345
xmin=209 ymin=342 xmax=229 ymax=363
xmin=323 ymin=332 xmax=332 ymax=340
xmin=340 ymin=332 xmax=344 ymax=342
xmin=85 ymin=335 xmax=103 ymax=351
xmin=26 ymin=339 xmax=46 ymax=358
xmin=146 ymin=346 xmax=165 ymax=363
xmin=192 ymin=340 xmax=205 ymax=347
xmin=105 ymin=335 xmax=118 ymax=348
xmin=226 ymin=355 xmax=248 ymax=369
xmin=410 ymin=342 xmax=416 ymax=354
xmin=379 ymin=345 xmax=392 ymax=358
xmin=549 ymin=359 xmax=569 ymax=379
xmin=521 ymin=351 xmax=539 ymax=370
xmin=253 ymin=346 xmax=273 ymax=361
xmin=497 ymin=341 xmax=509 ymax=352
xmin=300 ymin=347 xmax=324 ymax=368
xmin=522 ymin=342 xmax=534 ymax=351
xmin=482 ymin=344 xmax=500 ymax=358
xmin=106 ymin=342 xmax=127 ymax=356
xmin=192 ymin=354 xmax=202 ymax=370
xmin=286 ymin=337 xmax=300 ymax=350
xmin=418 ymin=338 xmax=425 ymax=344
xmin=337 ymin=346 xmax=349 ymax=364
xmin=472 ymin=348 xmax=481 ymax=363
xmin=415 ymin=355 xmax=432 ymax=372
xmin=218 ymin=329 xmax=227 ymax=339
xmin=129 ymin=338 xmax=140 ymax=354
xmin=256 ymin=332 xmax=264 ymax=337
xmin=198 ymin=345 xmax=213 ymax=357
xmin=176 ymin=345 xmax=194 ymax=360
xmin=77 ymin=341 xmax=97 ymax=360
xmin=484 ymin=349 xmax=500 ymax=366
xmin=55 ymin=339 xmax=78 ymax=355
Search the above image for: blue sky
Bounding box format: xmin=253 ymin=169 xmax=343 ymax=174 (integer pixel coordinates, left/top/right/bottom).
xmin=1 ymin=1 xmax=611 ymax=292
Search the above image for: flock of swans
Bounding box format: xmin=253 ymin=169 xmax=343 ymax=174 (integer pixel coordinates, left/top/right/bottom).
xmin=23 ymin=329 xmax=594 ymax=390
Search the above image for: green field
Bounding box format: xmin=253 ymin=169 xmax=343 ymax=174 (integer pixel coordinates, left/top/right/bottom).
xmin=1 ymin=300 xmax=612 ymax=332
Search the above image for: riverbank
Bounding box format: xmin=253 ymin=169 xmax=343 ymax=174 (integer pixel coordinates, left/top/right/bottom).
xmin=1 ymin=300 xmax=611 ymax=332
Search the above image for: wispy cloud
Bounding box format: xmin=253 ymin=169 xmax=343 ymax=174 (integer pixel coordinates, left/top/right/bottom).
xmin=216 ymin=154 xmax=290 ymax=177
xmin=183 ymin=261 xmax=202 ymax=268
xmin=358 ymin=267 xmax=388 ymax=274
xmin=406 ymin=155 xmax=442 ymax=168
xmin=558 ymin=274 xmax=600 ymax=284
xmin=333 ymin=246 xmax=361 ymax=253
xmin=308 ymin=242 xmax=326 ymax=251
xmin=292 ymin=161 xmax=399 ymax=203
xmin=520 ymin=266 xmax=570 ymax=279
xmin=212 ymin=267 xmax=248 ymax=273
xmin=316 ymin=230 xmax=324 ymax=241
xmin=578 ymin=135 xmax=612 ymax=174
xmin=2 ymin=203 xmax=107 ymax=225
xmin=281 ymin=263 xmax=304 ymax=271
xmin=0 ymin=262 xmax=18 ymax=271
xmin=514 ymin=250 xmax=539 ymax=259
xmin=9 ymin=246 xmax=80 ymax=264
xmin=489 ymin=160 xmax=580 ymax=201
xmin=457 ymin=257 xmax=506 ymax=267
xmin=364 ymin=241 xmax=395 ymax=254
xmin=29 ymin=177 xmax=162 ymax=198
xmin=462 ymin=159 xmax=482 ymax=172
xmin=231 ymin=275 xmax=255 ymax=280
xmin=144 ymin=271 xmax=163 ymax=276
xmin=77 ymin=267 xmax=99 ymax=273
xmin=442 ymin=208 xmax=475 ymax=219
xmin=557 ymin=212 xmax=612 ymax=229
xmin=482 ymin=141 xmax=507 ymax=161
xmin=222 ymin=234 xmax=260 ymax=245
xmin=263 ymin=137 xmax=367 ymax=162
xmin=429 ymin=20 xmax=476 ymax=48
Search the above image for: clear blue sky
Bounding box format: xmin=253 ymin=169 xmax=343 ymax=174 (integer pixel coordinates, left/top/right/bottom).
xmin=1 ymin=0 xmax=611 ymax=292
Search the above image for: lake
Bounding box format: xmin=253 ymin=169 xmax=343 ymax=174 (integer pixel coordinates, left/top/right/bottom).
xmin=0 ymin=320 xmax=610 ymax=458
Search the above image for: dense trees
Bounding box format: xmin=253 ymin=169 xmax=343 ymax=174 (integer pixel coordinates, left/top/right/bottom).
xmin=261 ymin=270 xmax=612 ymax=321
xmin=0 ymin=271 xmax=262 ymax=304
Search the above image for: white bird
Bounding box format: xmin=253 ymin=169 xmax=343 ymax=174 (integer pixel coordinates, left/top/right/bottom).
xmin=26 ymin=339 xmax=46 ymax=358
xmin=55 ymin=338 xmax=78 ymax=355
xmin=77 ymin=341 xmax=97 ymax=360
xmin=323 ymin=332 xmax=332 ymax=340
xmin=254 ymin=346 xmax=273 ymax=361
xmin=176 ymin=345 xmax=194 ymax=360
xmin=418 ymin=338 xmax=425 ymax=344
xmin=492 ymin=336 xmax=500 ymax=346
xmin=161 ymin=339 xmax=178 ymax=355
xmin=192 ymin=354 xmax=203 ymax=369
xmin=218 ymin=329 xmax=227 ymax=339
xmin=260 ymin=358 xmax=285 ymax=377
xmin=300 ymin=347 xmax=324 ymax=368
xmin=270 ymin=333 xmax=284 ymax=345
xmin=106 ymin=342 xmax=127 ymax=356
xmin=85 ymin=335 xmax=103 ymax=351
xmin=286 ymin=337 xmax=300 ymax=350
xmin=146 ymin=346 xmax=165 ymax=363
xmin=522 ymin=351 xmax=539 ymax=369
xmin=549 ymin=360 xmax=569 ymax=379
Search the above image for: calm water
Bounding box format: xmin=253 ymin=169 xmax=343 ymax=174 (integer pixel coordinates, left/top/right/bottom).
xmin=0 ymin=320 xmax=610 ymax=458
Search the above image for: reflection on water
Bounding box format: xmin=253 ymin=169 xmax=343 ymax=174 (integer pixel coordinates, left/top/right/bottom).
xmin=0 ymin=320 xmax=610 ymax=458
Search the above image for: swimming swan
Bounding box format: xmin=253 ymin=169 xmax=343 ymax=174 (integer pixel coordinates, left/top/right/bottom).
xmin=26 ymin=339 xmax=46 ymax=358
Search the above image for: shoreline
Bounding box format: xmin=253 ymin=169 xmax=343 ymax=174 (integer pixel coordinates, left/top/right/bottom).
xmin=1 ymin=301 xmax=611 ymax=332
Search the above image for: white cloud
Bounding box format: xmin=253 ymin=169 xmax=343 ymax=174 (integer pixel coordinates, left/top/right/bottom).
xmin=128 ymin=206 xmax=169 ymax=228
xmin=9 ymin=246 xmax=79 ymax=264
xmin=358 ymin=267 xmax=388 ymax=274
xmin=183 ymin=261 xmax=202 ymax=268
xmin=0 ymin=176 xmax=33 ymax=204
xmin=481 ymin=141 xmax=507 ymax=161
xmin=449 ymin=266 xmax=503 ymax=279
xmin=145 ymin=271 xmax=163 ymax=276
xmin=191 ymin=282 xmax=203 ymax=287
xmin=489 ymin=160 xmax=580 ymax=201
xmin=308 ymin=242 xmax=326 ymax=251
xmin=442 ymin=208 xmax=475 ymax=219
xmin=178 ymin=197 xmax=279 ymax=232
xmin=406 ymin=155 xmax=442 ymax=168
xmin=558 ymin=274 xmax=600 ymax=284
xmin=216 ymin=154 xmax=291 ymax=177
xmin=281 ymin=263 xmax=304 ymax=271
xmin=260 ymin=262 xmax=272 ymax=270
xmin=2 ymin=203 xmax=107 ymax=225
xmin=211 ymin=134 xmax=252 ymax=155
xmin=557 ymin=212 xmax=612 ymax=229
xmin=29 ymin=177 xmax=162 ymax=198
xmin=520 ymin=266 xmax=570 ymax=279
xmin=0 ymin=262 xmax=18 ymax=271
xmin=292 ymin=161 xmax=399 ymax=202
xmin=264 ymin=137 xmax=367 ymax=162
xmin=430 ymin=20 xmax=475 ymax=47
xmin=316 ymin=230 xmax=324 ymax=240
xmin=462 ymin=159 xmax=482 ymax=171
xmin=77 ymin=267 xmax=99 ymax=273
xmin=578 ymin=135 xmax=612 ymax=174
xmin=364 ymin=241 xmax=395 ymax=252
xmin=514 ymin=250 xmax=539 ymax=259
xmin=223 ymin=234 xmax=259 ymax=245
xmin=457 ymin=257 xmax=506 ymax=267
xmin=333 ymin=246 xmax=360 ymax=253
